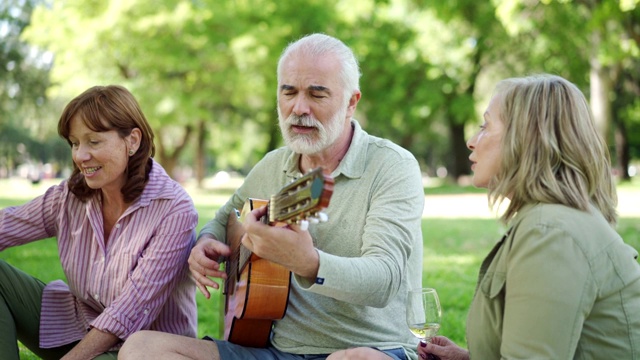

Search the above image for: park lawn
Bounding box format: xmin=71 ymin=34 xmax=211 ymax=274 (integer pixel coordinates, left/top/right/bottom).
xmin=1 ymin=179 xmax=638 ymax=359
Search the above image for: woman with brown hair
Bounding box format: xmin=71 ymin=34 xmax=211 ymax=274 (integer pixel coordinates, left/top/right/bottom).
xmin=0 ymin=85 xmax=198 ymax=359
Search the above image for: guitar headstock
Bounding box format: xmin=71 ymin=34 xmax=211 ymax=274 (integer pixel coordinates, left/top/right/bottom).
xmin=268 ymin=167 xmax=334 ymax=225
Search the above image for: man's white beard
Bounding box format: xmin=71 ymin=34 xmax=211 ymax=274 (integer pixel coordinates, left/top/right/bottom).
xmin=278 ymin=103 xmax=347 ymax=155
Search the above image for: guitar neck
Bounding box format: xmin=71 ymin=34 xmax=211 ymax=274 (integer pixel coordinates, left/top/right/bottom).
xmin=268 ymin=169 xmax=333 ymax=224
xmin=226 ymin=167 xmax=334 ymax=289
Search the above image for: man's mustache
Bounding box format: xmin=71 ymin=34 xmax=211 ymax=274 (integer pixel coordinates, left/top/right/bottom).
xmin=286 ymin=115 xmax=318 ymax=127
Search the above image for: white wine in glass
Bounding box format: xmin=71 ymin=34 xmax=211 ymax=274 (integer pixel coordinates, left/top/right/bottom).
xmin=406 ymin=287 xmax=442 ymax=343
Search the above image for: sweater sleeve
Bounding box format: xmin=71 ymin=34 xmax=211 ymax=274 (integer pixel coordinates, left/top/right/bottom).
xmin=295 ymin=157 xmax=424 ymax=307
xmin=198 ymin=158 xmax=281 ymax=244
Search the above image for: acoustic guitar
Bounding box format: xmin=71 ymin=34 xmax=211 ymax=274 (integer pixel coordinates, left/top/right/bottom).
xmin=223 ymin=167 xmax=334 ymax=347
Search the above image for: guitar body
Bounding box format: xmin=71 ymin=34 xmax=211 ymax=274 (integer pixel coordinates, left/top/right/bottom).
xmin=224 ymin=199 xmax=291 ymax=347
xmin=223 ymin=169 xmax=334 ymax=347
xmin=224 ymin=255 xmax=291 ymax=347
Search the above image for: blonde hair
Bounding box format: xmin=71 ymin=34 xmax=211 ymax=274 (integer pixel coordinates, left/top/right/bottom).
xmin=488 ymin=74 xmax=618 ymax=225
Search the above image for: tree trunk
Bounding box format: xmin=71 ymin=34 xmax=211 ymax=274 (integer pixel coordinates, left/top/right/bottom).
xmin=450 ymin=36 xmax=482 ymax=180
xmin=589 ymin=30 xmax=612 ymax=140
xmin=156 ymin=125 xmax=193 ymax=181
xmin=613 ymin=114 xmax=631 ymax=181
xmin=265 ymin=115 xmax=280 ymax=154
xmin=195 ymin=119 xmax=207 ymax=188
xmin=448 ymin=122 xmax=469 ymax=179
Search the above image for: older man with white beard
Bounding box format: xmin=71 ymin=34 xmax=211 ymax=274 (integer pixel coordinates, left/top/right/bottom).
xmin=119 ymin=33 xmax=425 ymax=360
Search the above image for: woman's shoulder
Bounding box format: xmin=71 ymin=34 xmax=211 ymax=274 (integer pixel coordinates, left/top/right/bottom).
xmin=516 ymin=203 xmax=611 ymax=231
xmin=143 ymin=160 xmax=193 ymax=203
xmin=45 ymin=179 xmax=76 ymax=204
xmin=512 ymin=203 xmax=622 ymax=255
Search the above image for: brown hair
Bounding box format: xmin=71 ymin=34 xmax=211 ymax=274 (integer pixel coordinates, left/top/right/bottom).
xmin=57 ymin=85 xmax=155 ymax=203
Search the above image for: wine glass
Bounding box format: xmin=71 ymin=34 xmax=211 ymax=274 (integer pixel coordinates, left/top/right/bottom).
xmin=406 ymin=287 xmax=442 ymax=343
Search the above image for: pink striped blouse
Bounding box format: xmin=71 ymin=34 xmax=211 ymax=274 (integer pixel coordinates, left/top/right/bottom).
xmin=0 ymin=159 xmax=198 ymax=348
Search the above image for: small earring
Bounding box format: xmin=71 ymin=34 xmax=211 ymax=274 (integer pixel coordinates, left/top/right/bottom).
xmin=128 ymin=150 xmax=134 ymax=156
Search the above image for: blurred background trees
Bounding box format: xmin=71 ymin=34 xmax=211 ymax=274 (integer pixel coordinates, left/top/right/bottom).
xmin=0 ymin=0 xmax=66 ymax=180
xmin=2 ymin=0 xmax=639 ymax=185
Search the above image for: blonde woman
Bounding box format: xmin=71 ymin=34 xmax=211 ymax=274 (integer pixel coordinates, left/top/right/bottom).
xmin=419 ymin=75 xmax=640 ymax=359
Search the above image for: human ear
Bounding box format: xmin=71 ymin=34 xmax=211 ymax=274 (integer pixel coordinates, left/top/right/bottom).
xmin=346 ymin=90 xmax=362 ymax=117
xmin=128 ymin=128 xmax=142 ymax=153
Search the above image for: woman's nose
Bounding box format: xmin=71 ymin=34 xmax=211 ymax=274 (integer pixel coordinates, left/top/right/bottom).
xmin=74 ymin=145 xmax=91 ymax=162
xmin=467 ymin=134 xmax=477 ymax=150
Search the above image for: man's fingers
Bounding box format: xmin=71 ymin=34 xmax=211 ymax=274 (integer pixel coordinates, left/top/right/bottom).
xmin=191 ymin=269 xmax=225 ymax=299
xmin=205 ymin=240 xmax=232 ymax=258
xmin=195 ymin=281 xmax=211 ymax=299
xmin=241 ymin=233 xmax=253 ymax=252
xmin=249 ymin=205 xmax=268 ymax=220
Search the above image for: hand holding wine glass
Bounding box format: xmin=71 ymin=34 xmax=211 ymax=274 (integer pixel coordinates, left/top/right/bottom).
xmin=406 ymin=287 xmax=442 ymax=343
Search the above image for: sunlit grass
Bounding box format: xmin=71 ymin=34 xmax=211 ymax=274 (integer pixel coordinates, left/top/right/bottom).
xmin=1 ymin=177 xmax=639 ymax=358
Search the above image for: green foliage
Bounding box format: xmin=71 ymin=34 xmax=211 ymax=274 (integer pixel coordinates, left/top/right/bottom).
xmin=4 ymin=0 xmax=640 ymax=182
xmin=0 ymin=0 xmax=55 ymax=175
xmin=352 ymin=10 xmax=445 ymax=159
xmin=0 ymin=0 xmax=50 ymax=120
xmin=494 ymin=0 xmax=592 ymax=79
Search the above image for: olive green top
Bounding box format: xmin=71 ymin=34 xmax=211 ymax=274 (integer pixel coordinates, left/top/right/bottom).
xmin=467 ymin=203 xmax=640 ymax=359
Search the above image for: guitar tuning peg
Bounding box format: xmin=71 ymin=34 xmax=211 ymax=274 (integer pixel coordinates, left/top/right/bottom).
xmin=317 ymin=212 xmax=329 ymax=222
xmin=299 ymin=220 xmax=309 ymax=231
xmin=309 ymin=217 xmax=320 ymax=224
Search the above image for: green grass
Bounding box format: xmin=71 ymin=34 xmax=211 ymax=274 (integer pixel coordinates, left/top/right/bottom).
xmin=1 ymin=178 xmax=639 ymax=359
xmin=423 ymin=177 xmax=487 ymax=195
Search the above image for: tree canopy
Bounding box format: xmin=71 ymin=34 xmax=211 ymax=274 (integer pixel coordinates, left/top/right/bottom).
xmin=2 ymin=0 xmax=637 ymax=182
